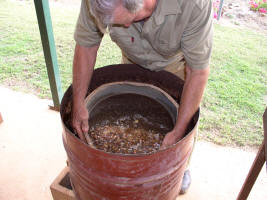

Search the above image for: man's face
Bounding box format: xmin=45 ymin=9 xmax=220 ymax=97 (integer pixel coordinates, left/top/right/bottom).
xmin=112 ymin=4 xmax=147 ymax=27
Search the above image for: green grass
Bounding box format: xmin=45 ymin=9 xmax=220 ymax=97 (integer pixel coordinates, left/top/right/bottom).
xmin=1 ymin=0 xmax=266 ymax=147
xmin=199 ymin=24 xmax=267 ymax=147
xmin=0 ymin=0 xmax=121 ymax=97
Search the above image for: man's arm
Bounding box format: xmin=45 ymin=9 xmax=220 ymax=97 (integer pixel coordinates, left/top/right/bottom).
xmin=161 ymin=65 xmax=209 ymax=148
xmin=72 ymin=43 xmax=99 ymax=142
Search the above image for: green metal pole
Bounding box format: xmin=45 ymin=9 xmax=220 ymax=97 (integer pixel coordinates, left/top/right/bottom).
xmin=34 ymin=0 xmax=62 ymax=110
xmin=217 ymin=0 xmax=224 ymax=21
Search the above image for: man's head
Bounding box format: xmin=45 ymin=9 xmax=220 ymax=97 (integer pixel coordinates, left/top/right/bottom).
xmin=89 ymin=0 xmax=154 ymax=28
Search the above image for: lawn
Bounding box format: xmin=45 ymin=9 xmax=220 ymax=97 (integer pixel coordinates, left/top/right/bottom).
xmin=0 ymin=0 xmax=266 ymax=148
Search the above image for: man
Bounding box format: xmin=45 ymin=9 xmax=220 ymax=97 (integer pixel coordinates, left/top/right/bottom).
xmin=72 ymin=0 xmax=213 ymax=194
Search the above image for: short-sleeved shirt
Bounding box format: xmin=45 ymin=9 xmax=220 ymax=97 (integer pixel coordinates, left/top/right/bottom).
xmin=74 ymin=0 xmax=213 ymax=71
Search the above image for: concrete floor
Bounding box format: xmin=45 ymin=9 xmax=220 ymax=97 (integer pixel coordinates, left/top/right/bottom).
xmin=0 ymin=86 xmax=266 ymax=200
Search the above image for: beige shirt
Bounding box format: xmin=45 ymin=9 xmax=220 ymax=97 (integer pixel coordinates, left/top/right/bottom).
xmin=74 ymin=0 xmax=213 ymax=71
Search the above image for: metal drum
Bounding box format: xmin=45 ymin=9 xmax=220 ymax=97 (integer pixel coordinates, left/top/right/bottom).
xmin=60 ymin=64 xmax=199 ymax=200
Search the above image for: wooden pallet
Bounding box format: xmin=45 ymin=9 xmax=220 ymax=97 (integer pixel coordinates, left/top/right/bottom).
xmin=50 ymin=167 xmax=76 ymax=200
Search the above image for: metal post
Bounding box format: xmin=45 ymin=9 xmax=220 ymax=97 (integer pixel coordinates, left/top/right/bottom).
xmin=34 ymin=0 xmax=62 ymax=110
xmin=217 ymin=0 xmax=224 ymax=21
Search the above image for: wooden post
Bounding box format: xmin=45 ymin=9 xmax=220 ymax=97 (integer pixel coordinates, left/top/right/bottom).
xmin=264 ymin=108 xmax=267 ymax=166
xmin=0 ymin=112 xmax=3 ymax=123
xmin=34 ymin=0 xmax=63 ymax=110
xmin=237 ymin=107 xmax=267 ymax=200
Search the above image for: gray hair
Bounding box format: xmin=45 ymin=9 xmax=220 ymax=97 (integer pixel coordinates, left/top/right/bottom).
xmin=89 ymin=0 xmax=144 ymax=28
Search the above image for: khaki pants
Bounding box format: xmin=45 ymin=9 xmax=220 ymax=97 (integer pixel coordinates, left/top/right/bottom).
xmin=121 ymin=53 xmax=186 ymax=79
xmin=121 ymin=53 xmax=197 ymax=167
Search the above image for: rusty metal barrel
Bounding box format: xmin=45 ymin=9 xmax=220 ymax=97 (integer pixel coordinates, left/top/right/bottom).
xmin=60 ymin=64 xmax=199 ymax=200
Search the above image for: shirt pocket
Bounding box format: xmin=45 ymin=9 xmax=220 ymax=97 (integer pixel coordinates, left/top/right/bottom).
xmin=154 ymin=40 xmax=180 ymax=58
xmin=109 ymin=31 xmax=141 ymax=56
xmin=150 ymin=17 xmax=182 ymax=58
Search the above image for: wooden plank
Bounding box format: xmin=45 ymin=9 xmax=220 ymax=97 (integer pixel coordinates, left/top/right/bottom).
xmin=34 ymin=0 xmax=63 ymax=110
xmin=236 ymin=142 xmax=265 ymax=200
xmin=50 ymin=167 xmax=76 ymax=200
xmin=237 ymin=107 xmax=267 ymax=200
xmin=0 ymin=112 xmax=3 ymax=123
xmin=263 ymin=108 xmax=267 ymax=165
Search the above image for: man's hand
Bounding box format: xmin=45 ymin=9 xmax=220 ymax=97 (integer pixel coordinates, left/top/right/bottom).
xmin=72 ymin=103 xmax=89 ymax=142
xmin=161 ymin=129 xmax=184 ymax=150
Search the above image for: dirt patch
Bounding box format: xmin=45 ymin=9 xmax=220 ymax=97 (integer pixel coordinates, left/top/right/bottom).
xmin=0 ymin=78 xmax=42 ymax=97
xmin=218 ymin=0 xmax=267 ymax=34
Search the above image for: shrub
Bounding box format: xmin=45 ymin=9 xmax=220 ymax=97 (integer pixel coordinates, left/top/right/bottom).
xmin=249 ymin=0 xmax=267 ymax=13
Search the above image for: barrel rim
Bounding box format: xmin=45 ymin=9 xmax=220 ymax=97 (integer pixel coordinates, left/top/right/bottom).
xmin=85 ymin=81 xmax=179 ymax=122
xmin=60 ymin=64 xmax=200 ymax=157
